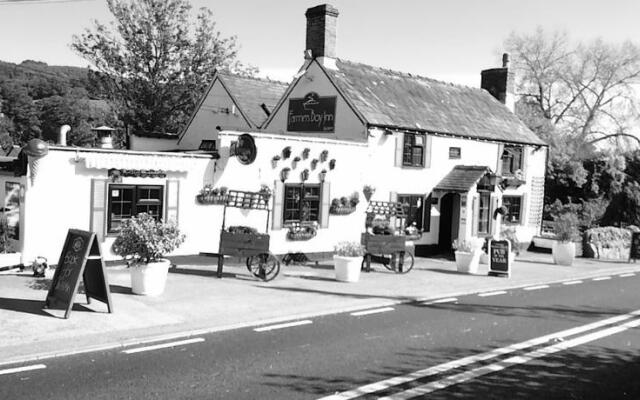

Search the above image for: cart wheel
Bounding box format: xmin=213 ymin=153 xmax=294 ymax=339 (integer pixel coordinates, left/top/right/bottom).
xmin=395 ymin=251 xmax=415 ymax=274
xmin=247 ymin=253 xmax=280 ymax=281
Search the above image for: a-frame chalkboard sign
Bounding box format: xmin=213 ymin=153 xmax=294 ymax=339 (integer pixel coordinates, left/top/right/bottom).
xmin=488 ymin=239 xmax=511 ymax=278
xmin=45 ymin=229 xmax=113 ymax=319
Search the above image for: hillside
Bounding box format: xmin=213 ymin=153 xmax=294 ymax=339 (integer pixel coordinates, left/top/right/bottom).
xmin=0 ymin=59 xmax=94 ymax=99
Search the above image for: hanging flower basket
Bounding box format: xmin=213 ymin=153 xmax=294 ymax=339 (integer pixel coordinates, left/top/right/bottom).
xmin=330 ymin=205 xmax=356 ymax=215
xmin=286 ymin=223 xmax=318 ymax=241
xmin=196 ymin=194 xmax=228 ymax=205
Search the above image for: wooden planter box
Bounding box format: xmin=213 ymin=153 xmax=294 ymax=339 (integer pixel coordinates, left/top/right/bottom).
xmin=287 ymin=231 xmax=316 ymax=241
xmin=330 ymin=206 xmax=356 ymax=215
xmin=219 ymin=231 xmax=269 ymax=257
xmin=361 ymin=233 xmax=406 ymax=253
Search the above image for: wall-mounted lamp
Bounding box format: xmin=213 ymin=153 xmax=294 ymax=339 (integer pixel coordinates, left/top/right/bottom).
xmin=319 ymin=169 xmax=327 ymax=182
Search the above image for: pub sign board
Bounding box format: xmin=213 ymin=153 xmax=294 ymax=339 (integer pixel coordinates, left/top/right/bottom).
xmin=630 ymin=232 xmax=640 ymax=262
xmin=489 ymin=239 xmax=511 ymax=277
xmin=287 ymin=92 xmax=336 ymax=132
xmin=45 ymin=229 xmax=113 ymax=319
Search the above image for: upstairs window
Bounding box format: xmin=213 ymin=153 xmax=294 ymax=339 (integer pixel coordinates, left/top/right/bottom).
xmin=283 ymin=184 xmax=320 ymax=223
xmin=501 ymin=145 xmax=523 ymax=176
xmin=403 ymin=132 xmax=425 ymax=167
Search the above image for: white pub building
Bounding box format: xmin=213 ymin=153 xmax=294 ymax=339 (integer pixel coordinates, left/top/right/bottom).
xmin=0 ymin=4 xmax=546 ymax=266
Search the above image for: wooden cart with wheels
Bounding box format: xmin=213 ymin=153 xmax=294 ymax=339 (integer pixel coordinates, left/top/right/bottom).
xmin=361 ymin=200 xmax=415 ymax=274
xmin=217 ymin=190 xmax=280 ymax=281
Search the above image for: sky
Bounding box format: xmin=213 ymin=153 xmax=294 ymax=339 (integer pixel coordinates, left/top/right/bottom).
xmin=1 ymin=0 xmax=640 ymax=87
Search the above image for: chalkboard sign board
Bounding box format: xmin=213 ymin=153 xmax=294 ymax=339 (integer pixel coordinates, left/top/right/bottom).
xmin=630 ymin=232 xmax=640 ymax=262
xmin=489 ymin=239 xmax=511 ymax=277
xmin=45 ymin=229 xmax=113 ymax=319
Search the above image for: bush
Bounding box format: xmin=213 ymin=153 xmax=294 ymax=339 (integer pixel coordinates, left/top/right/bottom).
xmin=554 ymin=213 xmax=579 ymax=242
xmin=452 ymin=239 xmax=473 ymax=252
xmin=585 ymin=227 xmax=632 ymax=249
xmin=334 ymin=241 xmax=365 ymax=257
xmin=112 ymin=213 xmax=185 ymax=264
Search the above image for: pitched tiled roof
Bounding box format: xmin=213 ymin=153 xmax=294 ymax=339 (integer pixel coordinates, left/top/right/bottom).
xmin=434 ymin=165 xmax=491 ymax=192
xmin=324 ymin=59 xmax=546 ymax=146
xmin=219 ymin=73 xmax=289 ymax=128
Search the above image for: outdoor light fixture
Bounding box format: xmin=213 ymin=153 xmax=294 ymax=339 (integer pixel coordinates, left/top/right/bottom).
xmin=319 ymin=169 xmax=327 ymax=182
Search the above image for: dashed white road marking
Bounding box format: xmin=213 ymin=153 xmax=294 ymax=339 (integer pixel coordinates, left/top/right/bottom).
xmin=253 ymin=320 xmax=313 ymax=332
xmin=422 ymin=298 xmax=457 ymax=305
xmin=380 ymin=316 xmax=640 ymax=399
xmin=593 ymin=276 xmax=611 ymax=281
xmin=317 ymin=309 xmax=640 ymax=400
xmin=619 ymin=273 xmax=635 ymax=277
xmin=478 ymin=290 xmax=507 ymax=297
xmin=524 ymin=285 xmax=549 ymax=291
xmin=0 ymin=364 xmax=46 ymax=376
xmin=122 ymin=338 xmax=205 ymax=354
xmin=350 ymin=307 xmax=395 ymax=316
xmin=563 ymin=280 xmax=583 ymax=285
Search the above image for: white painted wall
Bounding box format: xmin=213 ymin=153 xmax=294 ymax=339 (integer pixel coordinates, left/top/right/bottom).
xmin=265 ymin=62 xmax=368 ymax=142
xmin=20 ymin=149 xmax=215 ymax=264
xmin=213 ymin=131 xmax=369 ymax=254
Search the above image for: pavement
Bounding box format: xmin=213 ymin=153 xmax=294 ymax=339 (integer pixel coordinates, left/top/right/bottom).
xmin=1 ymin=251 xmax=640 ymax=367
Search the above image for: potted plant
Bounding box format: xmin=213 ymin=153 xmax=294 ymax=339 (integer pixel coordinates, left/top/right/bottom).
xmin=363 ymin=185 xmax=376 ymax=201
xmin=552 ymin=212 xmax=579 ymax=266
xmin=112 ymin=213 xmax=185 ymax=296
xmin=333 ymin=241 xmax=365 ymax=282
xmin=453 ymin=239 xmax=481 ymax=274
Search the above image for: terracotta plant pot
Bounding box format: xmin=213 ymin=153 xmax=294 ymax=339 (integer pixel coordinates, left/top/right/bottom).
xmin=552 ymin=241 xmax=575 ymax=266
xmin=130 ymin=259 xmax=171 ymax=296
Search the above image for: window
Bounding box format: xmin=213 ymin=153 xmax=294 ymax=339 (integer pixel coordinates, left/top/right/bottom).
xmin=477 ymin=193 xmax=491 ymax=235
xmin=398 ymin=194 xmax=424 ymax=230
xmin=283 ymin=184 xmax=320 ymax=223
xmin=502 ymin=196 xmax=522 ymax=224
xmin=449 ymin=147 xmax=461 ymax=159
xmin=403 ymin=132 xmax=425 ymax=167
xmin=108 ymin=185 xmax=163 ymax=233
xmin=501 ymin=145 xmax=523 ymax=175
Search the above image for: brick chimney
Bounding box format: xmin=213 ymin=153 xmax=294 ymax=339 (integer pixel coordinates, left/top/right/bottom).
xmin=305 ymin=4 xmax=339 ymax=67
xmin=481 ymin=53 xmax=515 ymax=112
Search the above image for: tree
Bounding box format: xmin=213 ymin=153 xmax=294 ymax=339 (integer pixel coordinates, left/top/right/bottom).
xmin=38 ymin=94 xmax=119 ymax=147
xmin=506 ymin=28 xmax=640 ymax=154
xmin=0 ymin=82 xmax=41 ymax=145
xmin=71 ymin=0 xmax=255 ymax=136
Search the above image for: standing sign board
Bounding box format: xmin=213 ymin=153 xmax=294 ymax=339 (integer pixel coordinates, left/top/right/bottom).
xmin=45 ymin=229 xmax=113 ymax=319
xmin=630 ymin=232 xmax=640 ymax=262
xmin=489 ymin=239 xmax=511 ymax=277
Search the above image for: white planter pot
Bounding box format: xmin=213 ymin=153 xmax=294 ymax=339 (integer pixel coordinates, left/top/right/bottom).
xmin=552 ymin=241 xmax=575 ymax=266
xmin=479 ymin=252 xmax=489 ymax=265
xmin=333 ymin=255 xmax=362 ymax=282
xmin=455 ymin=250 xmax=480 ymax=274
xmin=130 ymin=259 xmax=171 ymax=296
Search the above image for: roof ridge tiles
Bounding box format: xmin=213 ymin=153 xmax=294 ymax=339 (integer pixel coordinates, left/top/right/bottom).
xmin=334 ymin=58 xmax=481 ymax=91
xmin=217 ymin=71 xmax=290 ymax=87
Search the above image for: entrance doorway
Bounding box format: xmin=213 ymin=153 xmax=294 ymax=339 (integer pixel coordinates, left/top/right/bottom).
xmin=438 ymin=193 xmax=460 ymax=252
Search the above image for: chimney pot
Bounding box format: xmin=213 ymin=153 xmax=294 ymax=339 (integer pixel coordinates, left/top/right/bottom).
xmin=502 ymin=53 xmax=510 ymax=68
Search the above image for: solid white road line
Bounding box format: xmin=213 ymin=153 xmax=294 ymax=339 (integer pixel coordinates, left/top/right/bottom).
xmin=0 ymin=364 xmax=47 ymax=376
xmin=563 ymin=280 xmax=583 ymax=285
xmin=523 ymin=285 xmax=549 ymax=291
xmin=619 ymin=273 xmax=635 ymax=277
xmin=122 ymin=338 xmax=205 ymax=354
xmin=478 ymin=290 xmax=507 ymax=297
xmin=253 ymin=320 xmax=313 ymax=332
xmin=350 ymin=307 xmax=395 ymax=316
xmin=593 ymin=276 xmax=611 ymax=281
xmin=317 ymin=309 xmax=640 ymax=400
xmin=381 ymin=317 xmax=640 ymax=400
xmin=422 ymin=298 xmax=457 ymax=305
